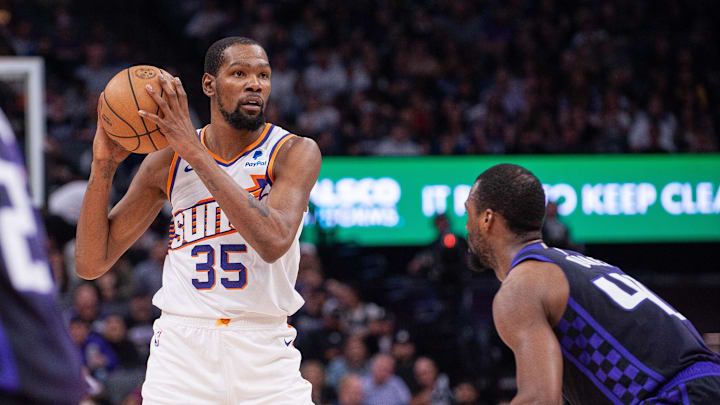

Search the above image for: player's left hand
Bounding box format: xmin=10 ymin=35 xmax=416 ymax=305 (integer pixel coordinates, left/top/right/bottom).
xmin=138 ymin=74 xmax=203 ymax=161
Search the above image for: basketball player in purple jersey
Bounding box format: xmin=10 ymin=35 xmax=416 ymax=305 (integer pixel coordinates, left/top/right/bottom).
xmin=465 ymin=163 xmax=720 ymax=404
xmin=0 ymin=107 xmax=86 ymax=404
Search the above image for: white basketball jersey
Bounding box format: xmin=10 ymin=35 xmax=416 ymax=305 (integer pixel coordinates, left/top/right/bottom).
xmin=153 ymin=123 xmax=305 ymax=319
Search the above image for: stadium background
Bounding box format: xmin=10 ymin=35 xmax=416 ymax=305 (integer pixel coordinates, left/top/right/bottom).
xmin=1 ymin=0 xmax=719 ymax=404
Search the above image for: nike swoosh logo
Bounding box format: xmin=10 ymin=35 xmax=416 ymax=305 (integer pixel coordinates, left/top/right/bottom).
xmin=184 ymin=165 xmax=193 ymax=172
xmin=284 ymin=338 xmax=293 ymax=346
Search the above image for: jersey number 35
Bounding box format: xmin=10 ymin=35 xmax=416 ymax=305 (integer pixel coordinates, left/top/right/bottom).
xmin=191 ymin=244 xmax=247 ymax=291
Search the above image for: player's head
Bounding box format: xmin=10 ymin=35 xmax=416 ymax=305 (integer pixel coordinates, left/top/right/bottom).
xmin=202 ymin=36 xmax=270 ymax=131
xmin=465 ymin=164 xmax=545 ymax=272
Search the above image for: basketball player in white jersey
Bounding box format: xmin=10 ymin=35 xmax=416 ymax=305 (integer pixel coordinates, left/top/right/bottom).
xmin=75 ymin=37 xmax=321 ymax=404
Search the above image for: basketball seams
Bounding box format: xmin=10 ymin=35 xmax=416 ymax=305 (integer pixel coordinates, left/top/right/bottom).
xmin=102 ymin=92 xmax=141 ymax=151
xmin=146 ymin=69 xmax=167 ymax=151
xmin=104 ymin=128 xmax=139 ymax=152
xmin=103 ymin=127 xmax=164 ymax=138
xmin=102 ymin=65 xmax=169 ymax=153
xmin=151 ymin=85 xmax=165 ymax=151
xmin=127 ymin=68 xmax=159 ymax=151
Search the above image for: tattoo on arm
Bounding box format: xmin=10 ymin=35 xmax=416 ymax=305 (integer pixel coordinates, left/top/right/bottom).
xmin=247 ymin=194 xmax=270 ymax=217
xmin=206 ymin=179 xmax=220 ymax=192
xmin=102 ymin=164 xmax=114 ymax=179
xmin=195 ymin=170 xmax=220 ymax=193
xmin=88 ymin=163 xmax=116 ymax=188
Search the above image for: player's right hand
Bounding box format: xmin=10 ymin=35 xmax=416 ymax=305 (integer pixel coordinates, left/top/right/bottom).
xmin=93 ymin=92 xmax=131 ymax=165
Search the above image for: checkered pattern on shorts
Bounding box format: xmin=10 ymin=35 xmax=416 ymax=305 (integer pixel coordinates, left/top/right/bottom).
xmin=556 ymin=302 xmax=662 ymax=404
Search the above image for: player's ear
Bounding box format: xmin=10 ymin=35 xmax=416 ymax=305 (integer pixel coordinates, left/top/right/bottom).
xmin=482 ymin=209 xmax=494 ymax=229
xmin=202 ymin=73 xmax=216 ymax=97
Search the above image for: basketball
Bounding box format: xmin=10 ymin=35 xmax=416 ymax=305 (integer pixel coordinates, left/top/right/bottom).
xmin=100 ymin=65 xmax=171 ymax=153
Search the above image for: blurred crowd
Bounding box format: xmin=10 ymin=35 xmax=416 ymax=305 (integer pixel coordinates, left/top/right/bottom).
xmin=2 ymin=0 xmax=719 ymax=193
xmin=1 ymin=0 xmax=719 ymax=404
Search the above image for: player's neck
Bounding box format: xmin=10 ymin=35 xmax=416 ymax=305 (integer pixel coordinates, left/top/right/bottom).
xmin=204 ymin=119 xmax=266 ymax=161
xmin=497 ymin=237 xmax=543 ymax=281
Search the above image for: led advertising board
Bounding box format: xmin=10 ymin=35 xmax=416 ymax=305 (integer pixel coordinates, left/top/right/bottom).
xmin=302 ymin=155 xmax=720 ymax=245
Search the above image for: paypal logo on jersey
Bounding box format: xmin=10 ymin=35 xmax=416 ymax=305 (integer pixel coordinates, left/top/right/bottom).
xmin=245 ymin=150 xmax=267 ymax=167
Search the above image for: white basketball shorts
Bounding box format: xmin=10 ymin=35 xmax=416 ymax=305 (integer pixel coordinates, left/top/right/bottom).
xmin=141 ymin=312 xmax=313 ymax=405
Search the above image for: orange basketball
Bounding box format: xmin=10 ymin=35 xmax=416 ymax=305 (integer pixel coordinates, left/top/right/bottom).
xmin=100 ymin=65 xmax=171 ymax=153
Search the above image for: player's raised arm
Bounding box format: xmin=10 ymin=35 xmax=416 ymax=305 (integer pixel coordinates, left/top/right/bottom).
xmin=75 ymin=97 xmax=172 ymax=279
xmin=140 ymin=73 xmax=321 ymax=263
xmin=492 ymin=261 xmax=566 ymax=405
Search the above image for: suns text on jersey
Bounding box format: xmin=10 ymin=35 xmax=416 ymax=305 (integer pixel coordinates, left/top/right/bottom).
xmin=169 ymin=199 xmax=235 ymax=250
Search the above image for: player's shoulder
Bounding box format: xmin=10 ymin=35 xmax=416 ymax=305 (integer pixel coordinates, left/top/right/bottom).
xmin=508 ymin=259 xmax=564 ymax=282
xmin=284 ymin=134 xmax=320 ymax=154
xmin=265 ymin=123 xmax=319 ymax=158
xmin=495 ymin=261 xmax=568 ymax=312
xmin=274 ymin=131 xmax=321 ymax=165
xmin=265 ymin=127 xmax=321 ymax=185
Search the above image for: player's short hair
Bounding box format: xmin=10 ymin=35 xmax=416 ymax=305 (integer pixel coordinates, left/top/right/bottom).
xmin=469 ymin=163 xmax=546 ymax=235
xmin=204 ymin=36 xmax=263 ymax=76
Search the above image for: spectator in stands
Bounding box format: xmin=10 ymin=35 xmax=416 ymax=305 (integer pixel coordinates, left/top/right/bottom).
xmin=327 ymin=334 xmax=370 ymax=389
xmin=131 ymin=239 xmax=166 ymax=297
xmin=299 ymin=301 xmax=346 ymax=363
xmin=411 ymin=357 xmax=452 ymax=405
xmin=102 ymin=313 xmax=146 ymax=404
xmin=68 ymin=282 xmax=102 ymax=328
xmin=595 ymin=89 xmax=631 ymax=153
xmin=184 ymin=0 xmax=227 ymax=40
xmin=326 ymin=279 xmax=384 ymax=337
xmin=303 ymin=47 xmax=348 ymax=103
xmin=270 ymin=51 xmax=302 ymax=119
xmin=364 ymin=309 xmax=395 ymax=355
xmin=335 ymin=374 xmax=365 ymax=405
xmin=125 ymin=292 xmax=157 ymax=362
xmin=74 ymin=42 xmax=117 ymax=94
xmin=681 ymin=105 xmax=718 ymax=152
xmin=629 ymin=94 xmax=678 ymax=153
xmin=102 ymin=314 xmax=141 ymax=369
xmin=301 ymin=360 xmax=336 ymax=405
xmin=541 ymin=201 xmax=572 ymax=250
xmin=375 ymin=124 xmax=422 ymax=156
xmin=362 ymin=354 xmax=411 ymax=405
xmin=453 ymin=381 xmax=480 ymax=405
xmin=69 ymin=317 xmax=118 ymax=381
xmin=297 ymin=94 xmax=341 ymax=135
xmin=294 ymin=288 xmax=328 ymax=350
xmin=391 ymin=329 xmax=418 ymax=392
xmin=296 ymin=242 xmax=325 ymax=297
xmin=97 ymin=271 xmax=127 ymax=317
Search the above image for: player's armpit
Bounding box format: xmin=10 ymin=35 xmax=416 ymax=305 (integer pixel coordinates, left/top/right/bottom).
xmin=76 ymin=148 xmax=173 ymax=279
xmin=493 ymin=264 xmax=565 ymax=405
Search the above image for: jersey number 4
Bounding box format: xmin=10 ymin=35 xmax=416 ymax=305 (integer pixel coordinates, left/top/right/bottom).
xmin=191 ymin=244 xmax=247 ymax=290
xmin=592 ymin=273 xmax=686 ymax=320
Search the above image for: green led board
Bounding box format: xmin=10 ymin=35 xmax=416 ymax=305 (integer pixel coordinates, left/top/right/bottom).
xmin=301 ymin=155 xmax=720 ymax=245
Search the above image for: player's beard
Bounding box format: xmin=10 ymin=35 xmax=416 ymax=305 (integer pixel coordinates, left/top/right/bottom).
xmin=216 ymin=87 xmax=266 ymax=131
xmin=467 ymin=230 xmax=493 ymax=273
